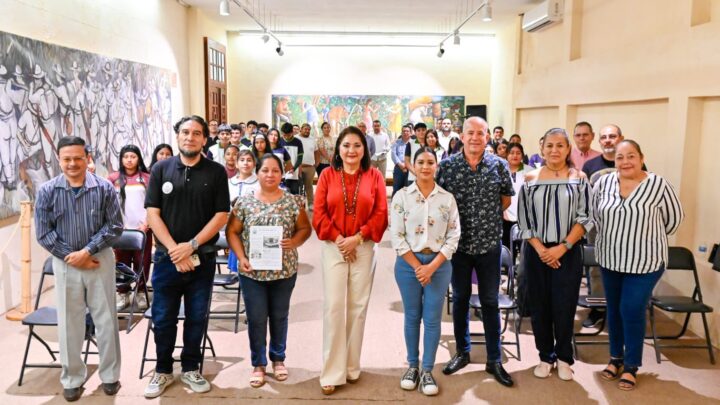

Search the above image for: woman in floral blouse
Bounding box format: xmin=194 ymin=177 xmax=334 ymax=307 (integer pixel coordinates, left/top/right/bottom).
xmin=390 ymin=146 xmax=461 ymax=396
xmin=226 ymin=154 xmax=312 ymax=388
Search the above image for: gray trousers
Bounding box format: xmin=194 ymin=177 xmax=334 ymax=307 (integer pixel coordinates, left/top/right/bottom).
xmin=53 ymin=248 xmax=121 ymax=389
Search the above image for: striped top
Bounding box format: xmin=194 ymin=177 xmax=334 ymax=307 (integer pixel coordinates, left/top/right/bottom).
xmin=517 ymin=176 xmax=593 ymax=243
xmin=591 ymin=172 xmax=684 ymax=274
xmin=35 ymin=172 xmax=123 ymax=259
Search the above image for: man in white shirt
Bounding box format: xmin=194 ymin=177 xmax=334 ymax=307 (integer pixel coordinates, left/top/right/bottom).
xmin=297 ymin=123 xmax=317 ymax=208
xmin=438 ymin=118 xmax=459 ymax=151
xmin=369 ymin=120 xmax=390 ymax=179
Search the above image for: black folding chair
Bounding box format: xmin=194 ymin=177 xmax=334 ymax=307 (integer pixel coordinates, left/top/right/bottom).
xmin=18 ymin=258 xmax=96 ymax=386
xmin=572 ymin=244 xmax=608 ymax=358
xmin=649 ymin=246 xmax=715 ymax=364
xmin=209 ymin=232 xmax=244 ymax=333
xmin=112 ymin=229 xmax=149 ymax=333
xmin=469 ymin=246 xmax=521 ymax=360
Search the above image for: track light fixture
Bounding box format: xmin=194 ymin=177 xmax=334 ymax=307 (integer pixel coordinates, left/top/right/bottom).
xmin=219 ymin=0 xmax=230 ymax=16
xmin=481 ymin=2 xmax=492 ymax=21
xmin=261 ymin=32 xmax=270 ymax=43
xmin=453 ymin=31 xmax=460 ymax=45
xmin=437 ymin=46 xmax=445 ymax=58
xmin=276 ymin=43 xmax=284 ymax=56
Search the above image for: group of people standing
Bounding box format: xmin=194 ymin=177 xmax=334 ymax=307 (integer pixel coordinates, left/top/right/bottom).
xmin=33 ymin=112 xmax=683 ymax=402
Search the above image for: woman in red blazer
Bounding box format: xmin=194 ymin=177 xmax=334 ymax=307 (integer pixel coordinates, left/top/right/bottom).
xmin=313 ymin=126 xmax=388 ymax=395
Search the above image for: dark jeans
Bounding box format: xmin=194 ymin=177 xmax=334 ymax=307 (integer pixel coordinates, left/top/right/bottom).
xmin=151 ymin=250 xmax=215 ymax=373
xmin=115 ymin=229 xmax=153 ymax=292
xmin=392 ymin=165 xmax=408 ymax=197
xmin=239 ymin=273 xmax=297 ymax=367
xmin=451 ymin=244 xmax=502 ymax=362
xmin=316 ymin=163 xmax=330 ymax=177
xmin=525 ymin=243 xmax=583 ymax=365
xmin=602 ymin=266 xmax=664 ymax=368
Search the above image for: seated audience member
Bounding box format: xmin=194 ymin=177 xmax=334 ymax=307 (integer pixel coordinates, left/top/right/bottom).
xmin=108 ymin=144 xmax=152 ymax=310
xmin=591 ymin=140 xmax=683 ymax=391
xmin=227 ymin=154 xmax=312 ymax=388
xmin=518 ymin=128 xmax=592 ymax=382
xmin=391 ymin=147 xmax=460 ymax=396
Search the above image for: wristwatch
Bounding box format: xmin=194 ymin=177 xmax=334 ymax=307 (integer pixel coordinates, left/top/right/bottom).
xmin=562 ymin=239 xmax=573 ymax=250
xmin=190 ymin=238 xmax=199 ymax=251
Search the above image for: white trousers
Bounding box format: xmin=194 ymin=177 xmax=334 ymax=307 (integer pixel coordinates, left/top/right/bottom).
xmin=320 ymin=240 xmax=376 ymax=386
xmin=53 ymin=248 xmax=121 ymax=389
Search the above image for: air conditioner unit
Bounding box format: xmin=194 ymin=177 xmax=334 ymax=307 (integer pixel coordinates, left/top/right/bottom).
xmin=522 ymin=0 xmax=564 ymax=32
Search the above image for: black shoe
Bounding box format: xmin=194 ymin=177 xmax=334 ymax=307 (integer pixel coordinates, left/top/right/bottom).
xmin=63 ymin=387 xmax=83 ymax=402
xmin=485 ymin=362 xmax=514 ymax=387
xmin=442 ymin=352 xmax=470 ymax=375
xmin=102 ymin=381 xmax=121 ymax=395
xmin=582 ymin=309 xmax=606 ymax=328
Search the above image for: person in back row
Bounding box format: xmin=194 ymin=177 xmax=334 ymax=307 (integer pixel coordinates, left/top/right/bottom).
xmin=279 ymin=122 xmax=304 ymax=195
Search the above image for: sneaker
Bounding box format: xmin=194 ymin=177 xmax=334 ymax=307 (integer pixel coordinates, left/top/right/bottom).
xmin=582 ymin=309 xmax=605 ymax=328
xmin=134 ymin=293 xmax=148 ymax=310
xmin=533 ymin=361 xmax=553 ymax=378
xmin=144 ymin=372 xmax=174 ymax=398
xmin=400 ymin=367 xmax=420 ymax=390
xmin=557 ymin=360 xmax=574 ymax=381
xmin=115 ymin=293 xmax=129 ymax=311
xmin=181 ymin=370 xmax=211 ymax=393
xmin=418 ymin=371 xmax=439 ymax=396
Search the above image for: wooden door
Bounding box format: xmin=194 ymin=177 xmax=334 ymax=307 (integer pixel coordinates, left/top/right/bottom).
xmin=204 ymin=37 xmax=227 ymax=123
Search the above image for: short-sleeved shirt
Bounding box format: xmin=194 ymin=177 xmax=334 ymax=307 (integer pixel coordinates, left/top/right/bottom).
xmin=280 ymin=136 xmax=304 ymax=180
xmin=436 ymin=152 xmax=514 ymax=255
xmin=233 ymin=191 xmax=304 ymax=281
xmin=145 ymin=155 xmax=230 ymax=251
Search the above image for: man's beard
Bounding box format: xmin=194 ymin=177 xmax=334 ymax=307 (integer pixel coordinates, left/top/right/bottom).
xmin=179 ymin=148 xmax=201 ymax=158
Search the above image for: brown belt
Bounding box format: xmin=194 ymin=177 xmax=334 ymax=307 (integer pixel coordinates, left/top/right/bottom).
xmin=416 ymin=248 xmax=437 ymax=255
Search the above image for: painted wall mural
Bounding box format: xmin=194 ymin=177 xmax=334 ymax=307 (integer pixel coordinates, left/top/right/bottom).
xmin=271 ymin=94 xmax=465 ymax=138
xmin=0 ymin=31 xmax=173 ymax=219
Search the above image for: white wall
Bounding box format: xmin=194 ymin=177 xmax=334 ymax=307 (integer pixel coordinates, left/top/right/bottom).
xmin=0 ymin=0 xmax=190 ymax=314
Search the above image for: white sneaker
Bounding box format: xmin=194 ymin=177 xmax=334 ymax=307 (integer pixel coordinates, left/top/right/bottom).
xmin=533 ymin=361 xmax=553 ymax=378
xmin=134 ymin=293 xmax=148 ymax=310
xmin=181 ymin=370 xmax=211 ymax=393
xmin=557 ymin=360 xmax=574 ymax=381
xmin=116 ymin=293 xmax=129 ymax=311
xmin=144 ymin=372 xmax=174 ymax=398
xmin=419 ymin=371 xmax=439 ymax=396
xmin=400 ymin=367 xmax=419 ymax=390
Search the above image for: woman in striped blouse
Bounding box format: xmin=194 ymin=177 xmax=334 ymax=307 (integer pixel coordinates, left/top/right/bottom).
xmin=591 ymin=140 xmax=683 ymax=391
xmin=518 ymin=128 xmax=593 ymax=381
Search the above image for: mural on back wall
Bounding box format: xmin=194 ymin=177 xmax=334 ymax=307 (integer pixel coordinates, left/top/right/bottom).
xmin=0 ymin=31 xmax=173 ymax=220
xmin=271 ymin=95 xmax=465 ymax=138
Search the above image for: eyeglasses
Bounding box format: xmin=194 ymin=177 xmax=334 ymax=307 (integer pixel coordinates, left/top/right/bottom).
xmin=599 ymin=134 xmax=619 ymax=141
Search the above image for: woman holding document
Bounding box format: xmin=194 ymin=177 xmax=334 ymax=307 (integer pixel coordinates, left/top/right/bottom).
xmin=226 ymin=153 xmax=312 ymax=388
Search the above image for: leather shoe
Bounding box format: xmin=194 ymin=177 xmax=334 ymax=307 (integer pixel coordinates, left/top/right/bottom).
xmin=63 ymin=387 xmax=83 ymax=402
xmin=442 ymin=352 xmax=470 ymax=375
xmin=102 ymin=381 xmax=121 ymax=395
xmin=486 ymin=362 xmax=514 ymax=387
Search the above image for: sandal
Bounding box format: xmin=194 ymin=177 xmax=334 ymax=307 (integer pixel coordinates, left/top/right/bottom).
xmin=321 ymin=385 xmax=335 ymax=395
xmin=272 ymin=362 xmax=289 ymax=381
xmin=618 ymin=367 xmax=638 ymax=391
xmin=601 ymin=358 xmax=624 ymax=381
xmin=250 ymin=367 xmax=266 ymax=388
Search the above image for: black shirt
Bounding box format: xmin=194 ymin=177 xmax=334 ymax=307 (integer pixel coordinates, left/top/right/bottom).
xmin=145 ymin=155 xmax=230 ymax=250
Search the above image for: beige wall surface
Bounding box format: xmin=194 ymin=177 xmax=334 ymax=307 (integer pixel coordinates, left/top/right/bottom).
xmin=186 ymin=7 xmax=228 ymax=117
xmin=513 ymin=0 xmax=720 ymax=346
xmin=0 ymin=0 xmax=190 ymax=314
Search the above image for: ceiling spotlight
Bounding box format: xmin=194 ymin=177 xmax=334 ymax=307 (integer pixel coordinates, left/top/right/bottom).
xmin=481 ymin=2 xmax=492 ymax=22
xmin=276 ymin=43 xmax=284 ymax=56
xmin=261 ymin=32 xmax=270 ymax=43
xmin=219 ymin=0 xmax=230 ymax=16
xmin=437 ymin=46 xmax=445 ymax=58
xmin=453 ymin=31 xmax=460 ymax=45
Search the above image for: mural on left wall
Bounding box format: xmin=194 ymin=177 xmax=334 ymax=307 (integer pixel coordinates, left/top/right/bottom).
xmin=0 ymin=31 xmax=174 ymax=220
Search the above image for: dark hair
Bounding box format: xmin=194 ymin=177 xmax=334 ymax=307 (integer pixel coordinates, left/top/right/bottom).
xmin=321 ymin=121 xmax=330 ymax=130
xmin=372 ymin=120 xmax=381 ymax=125
xmin=280 ymin=122 xmax=294 ymax=134
xmin=541 ymin=128 xmax=574 ymax=168
xmin=256 ymin=153 xmax=283 ymax=174
xmin=617 ymin=139 xmax=644 ymax=158
xmin=493 ymin=138 xmax=509 ymax=154
xmin=117 ymin=144 xmax=149 ymax=212
xmin=507 ymin=142 xmax=525 ymax=156
xmin=413 ymin=122 xmax=427 ymax=130
xmin=425 ymin=129 xmax=440 ymax=148
xmin=258 ymin=122 xmax=269 ymax=130
xmin=331 ymin=126 xmax=371 ymax=171
xmin=493 ymin=126 xmax=504 ymax=133
xmin=84 ymin=145 xmax=93 ymax=156
xmin=413 ymin=146 xmax=438 ymax=164
xmin=57 ymin=136 xmax=85 ymax=152
xmin=230 ymin=124 xmax=242 ymax=132
xmin=252 ymin=134 xmax=272 ymax=159
xmin=247 ymin=120 xmax=258 ymax=128
xmin=301 ymin=123 xmax=311 ymax=129
xmin=150 ymin=143 xmax=173 ymax=168
xmin=574 ymin=121 xmax=593 ymax=133
xmin=208 ymin=119 xmax=219 ymax=125
xmin=225 ymin=144 xmax=241 ymax=155
xmin=174 ymin=115 xmax=209 ymax=138
xmin=448 ymin=137 xmax=460 ymax=154
xmin=237 ymin=149 xmax=255 ymax=161
xmin=509 ymin=133 xmax=521 ymax=143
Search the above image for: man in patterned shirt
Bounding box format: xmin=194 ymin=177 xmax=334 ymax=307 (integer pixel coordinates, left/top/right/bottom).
xmin=436 ymin=117 xmax=515 ymax=387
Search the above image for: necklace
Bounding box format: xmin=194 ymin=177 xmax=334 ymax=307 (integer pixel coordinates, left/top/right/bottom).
xmin=340 ymin=170 xmax=362 ymax=216
xmin=546 ymin=165 xmax=567 ymax=177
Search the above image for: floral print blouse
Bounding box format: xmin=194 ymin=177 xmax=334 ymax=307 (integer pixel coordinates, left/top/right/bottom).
xmin=390 ymin=182 xmax=461 ymax=260
xmin=232 ymin=191 xmax=305 ymax=281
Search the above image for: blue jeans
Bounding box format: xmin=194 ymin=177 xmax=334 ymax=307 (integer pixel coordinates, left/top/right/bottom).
xmin=395 ymin=253 xmax=452 ymax=371
xmin=525 ymin=243 xmax=583 ymax=365
xmin=151 ymin=250 xmax=215 ymax=373
xmin=392 ymin=165 xmax=408 ymax=198
xmin=601 ymin=266 xmax=664 ymax=368
xmin=451 ymin=245 xmax=502 ymax=362
xmin=239 ymin=273 xmax=297 ymax=367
